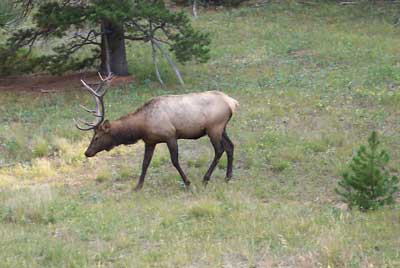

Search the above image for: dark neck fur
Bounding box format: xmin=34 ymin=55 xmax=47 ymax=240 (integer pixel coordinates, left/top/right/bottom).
xmin=110 ymin=116 xmax=143 ymax=146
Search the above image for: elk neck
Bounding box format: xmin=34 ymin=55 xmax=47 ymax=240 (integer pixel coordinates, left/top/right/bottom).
xmin=109 ymin=113 xmax=144 ymax=146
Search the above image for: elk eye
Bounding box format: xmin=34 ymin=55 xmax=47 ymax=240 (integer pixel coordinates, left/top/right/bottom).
xmin=94 ymin=137 xmax=99 ymax=141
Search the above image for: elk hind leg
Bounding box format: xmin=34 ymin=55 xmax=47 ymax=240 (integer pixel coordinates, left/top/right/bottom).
xmin=222 ymin=129 xmax=234 ymax=180
xmin=203 ymin=130 xmax=224 ymax=185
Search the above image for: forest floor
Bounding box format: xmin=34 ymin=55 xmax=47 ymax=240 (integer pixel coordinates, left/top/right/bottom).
xmin=1 ymin=1 xmax=400 ymax=267
xmin=0 ymin=72 xmax=135 ymax=92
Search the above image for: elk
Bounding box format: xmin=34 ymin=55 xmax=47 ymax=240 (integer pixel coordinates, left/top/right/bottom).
xmin=75 ymin=73 xmax=239 ymax=190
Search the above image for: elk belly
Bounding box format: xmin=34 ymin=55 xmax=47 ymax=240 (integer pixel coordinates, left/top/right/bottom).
xmin=175 ymin=128 xmax=207 ymax=140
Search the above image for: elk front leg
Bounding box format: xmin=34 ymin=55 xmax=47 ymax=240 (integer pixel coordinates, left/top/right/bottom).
xmin=134 ymin=143 xmax=156 ymax=191
xmin=166 ymin=139 xmax=191 ymax=187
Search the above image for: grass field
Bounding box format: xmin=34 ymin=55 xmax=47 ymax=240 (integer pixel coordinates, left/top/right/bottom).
xmin=1 ymin=1 xmax=400 ymax=267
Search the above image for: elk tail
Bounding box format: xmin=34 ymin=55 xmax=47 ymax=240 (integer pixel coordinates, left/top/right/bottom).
xmin=223 ymin=94 xmax=239 ymax=114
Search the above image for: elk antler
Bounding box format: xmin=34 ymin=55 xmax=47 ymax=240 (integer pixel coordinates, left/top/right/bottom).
xmin=74 ymin=72 xmax=113 ymax=131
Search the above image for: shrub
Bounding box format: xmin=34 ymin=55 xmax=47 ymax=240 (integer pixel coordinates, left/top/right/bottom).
xmin=114 ymin=168 xmax=132 ymax=182
xmin=95 ymin=171 xmax=111 ymax=183
xmin=32 ymin=137 xmax=50 ymax=158
xmin=217 ymin=0 xmax=249 ymax=7
xmin=335 ymin=131 xmax=399 ymax=211
xmin=0 ymin=45 xmax=38 ymax=76
xmin=172 ymin=0 xmax=250 ymax=8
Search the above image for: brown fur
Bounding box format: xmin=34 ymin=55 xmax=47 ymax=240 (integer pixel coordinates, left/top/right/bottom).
xmin=84 ymin=91 xmax=239 ymax=190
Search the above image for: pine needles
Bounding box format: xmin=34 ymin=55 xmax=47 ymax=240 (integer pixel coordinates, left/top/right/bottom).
xmin=336 ymin=131 xmax=399 ymax=211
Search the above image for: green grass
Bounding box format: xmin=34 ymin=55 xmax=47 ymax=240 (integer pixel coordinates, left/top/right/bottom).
xmin=1 ymin=1 xmax=400 ymax=267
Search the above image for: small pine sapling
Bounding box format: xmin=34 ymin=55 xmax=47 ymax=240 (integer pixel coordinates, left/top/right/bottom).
xmin=336 ymin=131 xmax=398 ymax=211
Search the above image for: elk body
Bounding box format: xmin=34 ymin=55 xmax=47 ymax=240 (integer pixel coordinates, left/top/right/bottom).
xmin=75 ymin=74 xmax=238 ymax=190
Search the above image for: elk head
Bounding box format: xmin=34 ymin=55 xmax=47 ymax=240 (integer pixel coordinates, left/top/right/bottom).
xmin=74 ymin=73 xmax=114 ymax=157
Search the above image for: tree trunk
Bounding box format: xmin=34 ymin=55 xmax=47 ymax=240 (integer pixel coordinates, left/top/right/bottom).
xmin=100 ymin=20 xmax=129 ymax=76
xmin=193 ymin=0 xmax=198 ymax=18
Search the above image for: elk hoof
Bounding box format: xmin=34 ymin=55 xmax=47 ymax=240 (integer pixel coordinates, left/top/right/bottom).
xmin=133 ymin=184 xmax=143 ymax=192
xmin=184 ymin=181 xmax=191 ymax=189
xmin=186 ymin=184 xmax=197 ymax=194
xmin=179 ymin=180 xmax=191 ymax=191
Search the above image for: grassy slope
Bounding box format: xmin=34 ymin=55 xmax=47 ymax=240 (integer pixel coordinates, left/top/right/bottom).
xmin=1 ymin=2 xmax=400 ymax=267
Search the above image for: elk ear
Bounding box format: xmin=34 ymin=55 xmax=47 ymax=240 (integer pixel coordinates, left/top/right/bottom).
xmin=102 ymin=120 xmax=111 ymax=133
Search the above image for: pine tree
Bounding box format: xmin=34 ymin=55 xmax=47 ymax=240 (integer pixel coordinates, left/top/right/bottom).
xmin=1 ymin=0 xmax=210 ymax=80
xmin=336 ymin=131 xmax=399 ymax=211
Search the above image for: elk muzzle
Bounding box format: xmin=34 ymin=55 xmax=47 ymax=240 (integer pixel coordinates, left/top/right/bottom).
xmin=84 ymin=149 xmax=96 ymax=158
